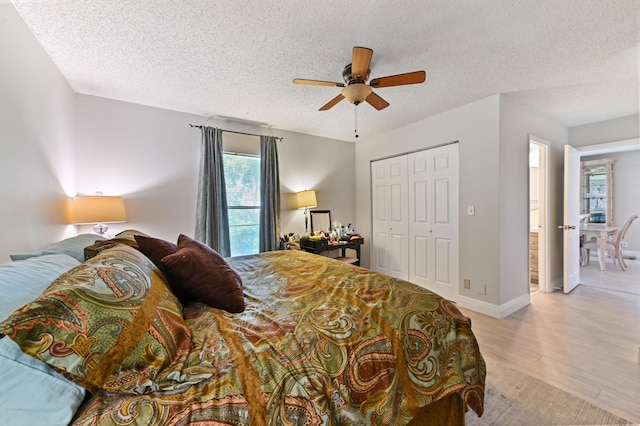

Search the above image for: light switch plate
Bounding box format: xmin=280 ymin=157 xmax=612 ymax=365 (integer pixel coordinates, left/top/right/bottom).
xmin=467 ymin=205 xmax=475 ymax=216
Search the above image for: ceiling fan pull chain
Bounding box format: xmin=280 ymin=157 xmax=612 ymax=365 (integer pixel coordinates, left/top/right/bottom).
xmin=354 ymin=104 xmax=359 ymax=138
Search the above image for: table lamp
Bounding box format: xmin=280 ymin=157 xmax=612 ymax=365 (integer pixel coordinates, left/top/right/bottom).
xmin=68 ymin=194 xmax=127 ymax=236
xmin=296 ymin=190 xmax=317 ymax=235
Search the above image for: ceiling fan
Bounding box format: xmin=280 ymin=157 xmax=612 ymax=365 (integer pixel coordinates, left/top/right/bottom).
xmin=293 ymin=46 xmax=426 ymax=112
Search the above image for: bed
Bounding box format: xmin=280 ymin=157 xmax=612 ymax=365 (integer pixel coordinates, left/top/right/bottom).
xmin=0 ymin=232 xmax=485 ymax=425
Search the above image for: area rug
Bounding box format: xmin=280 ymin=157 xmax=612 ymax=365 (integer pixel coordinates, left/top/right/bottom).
xmin=465 ymin=361 xmax=632 ymax=425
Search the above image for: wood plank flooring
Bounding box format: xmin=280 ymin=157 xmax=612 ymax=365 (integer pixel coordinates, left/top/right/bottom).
xmin=460 ymin=259 xmax=640 ymax=423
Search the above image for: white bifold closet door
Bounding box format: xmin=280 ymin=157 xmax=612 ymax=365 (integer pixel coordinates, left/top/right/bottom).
xmin=371 ymin=155 xmax=409 ymax=280
xmin=371 ymin=144 xmax=458 ymax=301
xmin=407 ymin=145 xmax=458 ymax=300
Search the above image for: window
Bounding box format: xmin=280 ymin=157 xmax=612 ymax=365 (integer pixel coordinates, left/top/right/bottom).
xmin=223 ymin=153 xmax=260 ymax=256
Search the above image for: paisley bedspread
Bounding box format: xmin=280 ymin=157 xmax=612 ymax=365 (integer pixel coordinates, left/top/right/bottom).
xmin=72 ymin=250 xmax=485 ymax=425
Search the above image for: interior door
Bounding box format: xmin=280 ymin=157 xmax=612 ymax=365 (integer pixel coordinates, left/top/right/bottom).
xmin=562 ymin=144 xmax=581 ymax=293
xmin=371 ymin=156 xmax=409 ymax=280
xmin=407 ymin=144 xmax=458 ymax=300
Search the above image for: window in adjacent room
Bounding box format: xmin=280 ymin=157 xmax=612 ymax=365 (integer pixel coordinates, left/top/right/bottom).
xmin=223 ymin=152 xmax=261 ymax=256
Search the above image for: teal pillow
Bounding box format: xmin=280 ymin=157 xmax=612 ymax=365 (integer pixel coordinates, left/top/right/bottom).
xmin=10 ymin=234 xmax=105 ymax=263
xmin=0 ymin=254 xmax=80 ymax=322
xmin=6 ymin=253 xmax=35 ymax=261
xmin=0 ymin=337 xmax=85 ymax=425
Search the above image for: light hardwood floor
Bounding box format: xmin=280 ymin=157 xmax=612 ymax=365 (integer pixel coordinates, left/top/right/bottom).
xmin=461 ymin=258 xmax=640 ymax=423
xmin=580 ymin=254 xmax=640 ymax=295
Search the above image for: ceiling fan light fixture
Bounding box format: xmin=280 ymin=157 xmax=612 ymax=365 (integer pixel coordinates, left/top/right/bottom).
xmin=294 ymin=46 xmax=425 ymax=114
xmin=341 ymin=83 xmax=372 ymax=104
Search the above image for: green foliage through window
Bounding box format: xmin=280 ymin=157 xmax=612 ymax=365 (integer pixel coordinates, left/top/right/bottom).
xmin=224 ymin=154 xmax=260 ymax=256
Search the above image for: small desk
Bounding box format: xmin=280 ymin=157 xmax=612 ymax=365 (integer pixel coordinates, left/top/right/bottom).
xmin=300 ymin=237 xmax=364 ymax=266
xmin=580 ymin=225 xmax=618 ymax=270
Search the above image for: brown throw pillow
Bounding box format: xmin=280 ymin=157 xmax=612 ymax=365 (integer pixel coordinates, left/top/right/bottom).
xmin=160 ymin=234 xmax=245 ymax=313
xmin=134 ymin=235 xmax=178 ymax=272
xmin=134 ymin=235 xmax=190 ymax=302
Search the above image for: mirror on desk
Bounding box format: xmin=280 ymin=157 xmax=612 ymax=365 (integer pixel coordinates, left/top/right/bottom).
xmin=310 ymin=210 xmax=331 ymax=235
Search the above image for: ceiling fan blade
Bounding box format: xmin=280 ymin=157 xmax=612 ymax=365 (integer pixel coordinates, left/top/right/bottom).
xmin=293 ymin=78 xmax=344 ymax=87
xmin=369 ymin=70 xmax=426 ymax=88
xmin=351 ymin=46 xmax=373 ymax=80
xmin=365 ymin=92 xmax=390 ymax=110
xmin=319 ymin=94 xmax=345 ymax=111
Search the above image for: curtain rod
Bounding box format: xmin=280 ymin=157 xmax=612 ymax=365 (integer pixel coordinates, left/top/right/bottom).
xmin=189 ymin=124 xmax=282 ymax=141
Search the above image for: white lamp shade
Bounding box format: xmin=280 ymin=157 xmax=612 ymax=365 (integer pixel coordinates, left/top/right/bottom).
xmin=68 ymin=196 xmax=127 ymax=224
xmin=296 ymin=190 xmax=317 ymax=209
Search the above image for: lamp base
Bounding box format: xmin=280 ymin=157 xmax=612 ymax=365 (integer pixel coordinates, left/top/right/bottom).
xmin=304 ymin=209 xmax=310 ymax=236
xmin=93 ymin=223 xmax=109 ymax=236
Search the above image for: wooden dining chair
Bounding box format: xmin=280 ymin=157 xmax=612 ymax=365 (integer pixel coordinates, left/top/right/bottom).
xmin=584 ymin=214 xmax=638 ymax=271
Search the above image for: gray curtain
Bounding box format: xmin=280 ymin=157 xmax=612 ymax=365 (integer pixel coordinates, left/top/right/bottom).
xmin=259 ymin=136 xmax=281 ymax=252
xmin=195 ymin=126 xmax=231 ymax=257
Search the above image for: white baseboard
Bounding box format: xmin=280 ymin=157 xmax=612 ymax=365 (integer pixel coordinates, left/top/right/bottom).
xmin=454 ymin=249 xmax=639 ymax=319
xmin=456 ymin=292 xmax=530 ymax=319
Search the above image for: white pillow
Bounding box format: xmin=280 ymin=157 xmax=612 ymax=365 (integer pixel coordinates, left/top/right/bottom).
xmin=0 ymin=254 xmax=80 ymax=322
xmin=10 ymin=234 xmax=105 ymax=262
xmin=0 ymin=336 xmax=86 ymax=425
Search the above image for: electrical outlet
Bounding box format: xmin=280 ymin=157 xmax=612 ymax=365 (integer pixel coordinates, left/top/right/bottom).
xmin=464 ymin=279 xmax=471 ymax=289
xmin=479 ymin=283 xmax=486 ymax=295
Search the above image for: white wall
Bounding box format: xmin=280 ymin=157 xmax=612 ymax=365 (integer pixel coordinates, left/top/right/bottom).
xmin=74 ymin=95 xmax=355 ymax=243
xmin=277 ymin=131 xmax=356 ymax=235
xmin=498 ymin=95 xmax=568 ymax=299
xmin=0 ymin=4 xmax=77 ymax=262
xmin=569 ymin=114 xmax=639 ymax=146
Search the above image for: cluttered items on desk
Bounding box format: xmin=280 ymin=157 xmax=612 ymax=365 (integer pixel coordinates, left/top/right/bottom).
xmin=287 ymin=209 xmax=363 ymax=262
xmin=300 ymin=223 xmax=363 ymax=266
xmin=279 ymin=232 xmax=301 ymax=250
xmin=281 ymin=228 xmax=362 ymax=250
xmin=309 ymin=227 xmax=362 ymax=244
xmin=308 ymin=210 xmax=359 ymax=239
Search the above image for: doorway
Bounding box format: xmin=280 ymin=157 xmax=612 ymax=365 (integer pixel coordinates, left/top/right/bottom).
xmin=562 ymin=138 xmax=640 ymax=294
xmin=529 ymin=137 xmax=550 ymax=293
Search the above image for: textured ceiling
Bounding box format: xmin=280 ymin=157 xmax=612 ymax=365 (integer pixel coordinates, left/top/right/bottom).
xmin=11 ymin=0 xmax=639 ymax=142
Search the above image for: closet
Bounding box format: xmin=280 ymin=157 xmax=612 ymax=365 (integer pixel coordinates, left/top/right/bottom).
xmin=371 ymin=143 xmax=459 ymax=300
